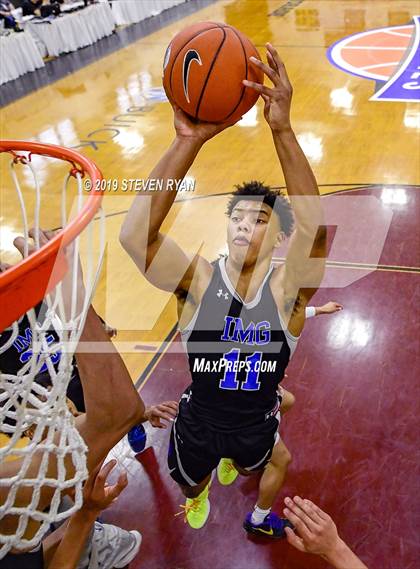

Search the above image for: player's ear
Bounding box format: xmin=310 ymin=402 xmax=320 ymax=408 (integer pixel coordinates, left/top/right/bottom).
xmin=275 ymin=231 xmax=285 ymax=247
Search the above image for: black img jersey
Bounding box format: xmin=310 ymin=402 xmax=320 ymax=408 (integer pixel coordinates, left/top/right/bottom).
xmin=0 ymin=303 xmax=85 ymax=413
xmin=0 ymin=304 xmax=61 ymax=376
xmin=180 ymin=257 xmax=299 ymax=431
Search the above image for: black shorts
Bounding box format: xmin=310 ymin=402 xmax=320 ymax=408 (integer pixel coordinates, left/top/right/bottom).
xmin=2 ymin=545 xmax=44 ymax=568
xmin=168 ymin=398 xmax=280 ymax=487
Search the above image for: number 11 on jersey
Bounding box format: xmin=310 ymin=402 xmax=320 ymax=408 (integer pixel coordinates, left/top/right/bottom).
xmin=219 ymin=348 xmax=263 ymax=391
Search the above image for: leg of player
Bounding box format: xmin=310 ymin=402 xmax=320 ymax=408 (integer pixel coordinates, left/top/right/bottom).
xmin=257 ymin=439 xmax=291 ymax=509
xmin=168 ymin=414 xmax=217 ymax=530
xmin=179 ymin=474 xmax=212 ymax=499
xmin=175 ymin=473 xmax=213 ymax=530
xmin=218 ymin=389 xmax=295 ymax=486
xmin=243 ymin=440 xmax=293 ymax=539
xmin=280 ymin=388 xmax=296 ymax=415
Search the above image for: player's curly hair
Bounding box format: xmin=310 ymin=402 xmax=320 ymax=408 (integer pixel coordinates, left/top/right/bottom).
xmin=226 ymin=181 xmax=294 ymax=237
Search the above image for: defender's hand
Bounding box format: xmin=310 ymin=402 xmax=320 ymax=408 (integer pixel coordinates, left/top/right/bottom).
xmin=283 ymin=496 xmax=341 ymax=556
xmin=145 ymin=401 xmax=178 ymax=429
xmin=82 ymin=459 xmax=128 ymax=514
xmin=244 ymin=43 xmax=293 ymax=133
xmin=13 ymin=228 xmax=86 ymax=316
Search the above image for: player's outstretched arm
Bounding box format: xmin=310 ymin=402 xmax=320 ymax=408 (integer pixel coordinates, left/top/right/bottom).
xmin=283 ymin=496 xmax=368 ymax=569
xmin=315 ymin=301 xmax=343 ymax=315
xmin=245 ymin=44 xmax=327 ymax=333
xmin=75 ymin=305 xmax=146 ymax=472
xmin=305 ymin=302 xmax=343 ymax=318
xmin=120 ymin=102 xmax=236 ymax=295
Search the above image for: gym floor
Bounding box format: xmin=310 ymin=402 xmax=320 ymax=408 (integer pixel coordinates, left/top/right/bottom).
xmin=1 ymin=1 xmax=419 ymax=568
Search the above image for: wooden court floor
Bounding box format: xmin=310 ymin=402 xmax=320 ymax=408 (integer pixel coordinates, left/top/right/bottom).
xmin=1 ymin=0 xmax=419 ymax=567
xmin=2 ymin=0 xmax=419 ymax=381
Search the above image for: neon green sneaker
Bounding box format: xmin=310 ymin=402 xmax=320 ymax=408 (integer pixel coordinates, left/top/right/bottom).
xmin=217 ymin=458 xmax=239 ymax=486
xmin=175 ymin=482 xmax=211 ymax=529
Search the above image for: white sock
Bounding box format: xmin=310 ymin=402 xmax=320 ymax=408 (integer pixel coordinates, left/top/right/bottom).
xmin=251 ymin=505 xmax=271 ymax=525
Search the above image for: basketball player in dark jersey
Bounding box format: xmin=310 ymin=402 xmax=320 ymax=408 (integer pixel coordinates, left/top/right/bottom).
xmin=121 ymin=44 xmax=327 ymax=537
xmin=0 ymin=231 xmax=180 ymax=565
xmin=0 ymin=256 xmax=117 ymax=418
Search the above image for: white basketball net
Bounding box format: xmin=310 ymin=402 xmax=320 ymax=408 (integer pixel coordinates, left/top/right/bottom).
xmin=0 ymin=150 xmax=105 ymax=558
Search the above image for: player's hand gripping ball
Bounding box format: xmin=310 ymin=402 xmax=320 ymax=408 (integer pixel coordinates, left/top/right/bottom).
xmin=163 ymin=21 xmax=264 ymax=123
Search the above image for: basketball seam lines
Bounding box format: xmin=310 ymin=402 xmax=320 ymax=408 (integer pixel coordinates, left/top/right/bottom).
xmin=221 ymin=27 xmax=248 ymax=122
xmin=195 ymin=24 xmax=227 ymax=120
xmin=168 ymin=25 xmax=221 ymax=99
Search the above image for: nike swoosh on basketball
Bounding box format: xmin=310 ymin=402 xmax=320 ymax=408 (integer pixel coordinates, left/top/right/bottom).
xmin=183 ymin=49 xmax=202 ymax=103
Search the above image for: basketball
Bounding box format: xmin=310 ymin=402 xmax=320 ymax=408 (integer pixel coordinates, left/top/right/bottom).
xmin=162 ymin=21 xmax=264 ymax=123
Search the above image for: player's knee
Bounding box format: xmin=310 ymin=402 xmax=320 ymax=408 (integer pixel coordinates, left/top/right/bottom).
xmin=272 ymin=445 xmax=292 ymax=469
xmin=280 ymin=446 xmax=292 ymax=467
xmin=280 ymin=390 xmax=296 ymax=414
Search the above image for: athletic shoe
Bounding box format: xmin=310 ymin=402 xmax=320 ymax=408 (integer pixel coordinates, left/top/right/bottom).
xmin=217 ymin=458 xmax=239 ymax=486
xmin=79 ymin=521 xmax=142 ymax=568
xmin=175 ymin=480 xmax=211 ymax=530
xmin=243 ymin=511 xmax=294 ymax=539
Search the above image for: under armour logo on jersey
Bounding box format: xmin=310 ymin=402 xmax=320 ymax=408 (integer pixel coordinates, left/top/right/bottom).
xmin=181 ymin=392 xmax=191 ymax=403
xmin=217 ymin=289 xmax=229 ymax=300
xmin=182 ymin=49 xmax=202 ymax=103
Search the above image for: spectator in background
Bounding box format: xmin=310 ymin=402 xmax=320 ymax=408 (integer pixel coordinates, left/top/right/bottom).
xmin=0 ymin=0 xmax=23 ymax=30
xmin=21 ymin=0 xmax=43 ymax=16
xmin=40 ymin=0 xmax=61 ymax=17
xmin=22 ymin=0 xmax=62 ymax=18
